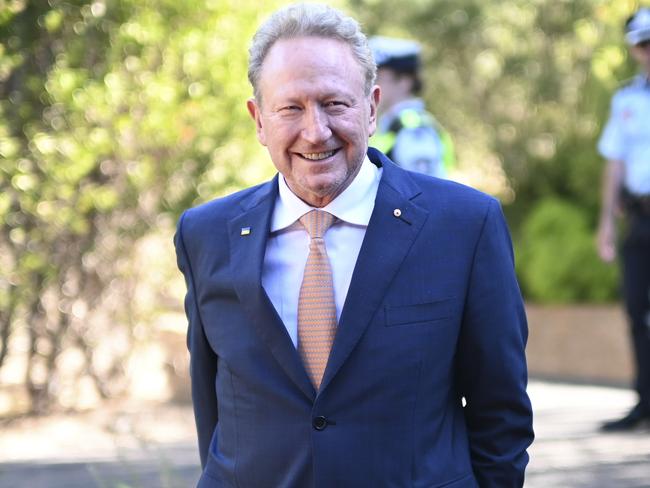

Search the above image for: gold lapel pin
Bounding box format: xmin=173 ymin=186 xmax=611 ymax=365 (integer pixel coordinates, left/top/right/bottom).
xmin=240 ymin=227 xmax=251 ymax=236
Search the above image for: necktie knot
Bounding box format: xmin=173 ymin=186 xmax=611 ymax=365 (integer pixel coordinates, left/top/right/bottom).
xmin=299 ymin=210 xmax=336 ymax=239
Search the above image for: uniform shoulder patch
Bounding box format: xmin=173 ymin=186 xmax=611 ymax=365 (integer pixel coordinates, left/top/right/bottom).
xmin=617 ymin=76 xmax=636 ymax=89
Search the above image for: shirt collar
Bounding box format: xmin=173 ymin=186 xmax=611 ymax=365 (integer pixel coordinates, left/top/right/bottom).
xmin=270 ymin=155 xmax=381 ymax=232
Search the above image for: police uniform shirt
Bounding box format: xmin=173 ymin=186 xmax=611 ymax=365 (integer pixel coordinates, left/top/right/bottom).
xmin=376 ymin=98 xmax=446 ymax=178
xmin=598 ymin=74 xmax=650 ymax=196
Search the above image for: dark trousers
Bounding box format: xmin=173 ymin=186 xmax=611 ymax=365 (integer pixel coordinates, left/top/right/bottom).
xmin=622 ymin=214 xmax=650 ymax=409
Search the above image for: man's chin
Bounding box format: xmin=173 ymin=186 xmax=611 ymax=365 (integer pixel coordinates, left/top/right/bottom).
xmin=293 ymin=177 xmax=345 ymax=207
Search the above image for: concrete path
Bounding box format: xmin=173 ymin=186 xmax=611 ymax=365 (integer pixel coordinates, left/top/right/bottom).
xmin=526 ymin=381 xmax=650 ymax=487
xmin=1 ymin=380 xmax=649 ymax=487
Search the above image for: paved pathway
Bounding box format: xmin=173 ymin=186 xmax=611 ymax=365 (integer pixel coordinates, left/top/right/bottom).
xmin=526 ymin=381 xmax=650 ymax=487
xmin=1 ymin=381 xmax=649 ymax=487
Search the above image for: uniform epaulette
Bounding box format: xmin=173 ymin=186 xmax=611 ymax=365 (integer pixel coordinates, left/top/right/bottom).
xmin=617 ymin=76 xmax=636 ymax=89
xmin=616 ymin=74 xmax=649 ymax=92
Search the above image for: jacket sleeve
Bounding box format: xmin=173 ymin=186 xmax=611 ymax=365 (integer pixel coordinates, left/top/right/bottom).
xmin=456 ymin=198 xmax=534 ymax=487
xmin=175 ymin=211 xmax=219 ymax=469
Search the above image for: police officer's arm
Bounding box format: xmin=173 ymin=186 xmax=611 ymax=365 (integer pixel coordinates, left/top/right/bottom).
xmin=597 ymin=159 xmax=624 ymax=263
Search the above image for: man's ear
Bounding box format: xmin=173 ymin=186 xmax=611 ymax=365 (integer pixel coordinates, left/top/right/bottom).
xmin=368 ymin=85 xmax=381 ymax=137
xmin=247 ymin=97 xmax=267 ymax=146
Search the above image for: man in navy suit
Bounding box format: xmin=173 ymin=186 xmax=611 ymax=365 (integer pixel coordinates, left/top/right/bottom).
xmin=175 ymin=4 xmax=533 ymax=487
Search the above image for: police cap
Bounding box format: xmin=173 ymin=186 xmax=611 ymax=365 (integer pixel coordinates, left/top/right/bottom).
xmin=369 ymin=36 xmax=421 ymax=72
xmin=625 ymin=8 xmax=650 ymax=45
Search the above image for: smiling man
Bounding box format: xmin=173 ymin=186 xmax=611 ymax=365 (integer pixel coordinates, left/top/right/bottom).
xmin=246 ymin=34 xmax=377 ymax=208
xmin=175 ymin=4 xmax=533 ymax=487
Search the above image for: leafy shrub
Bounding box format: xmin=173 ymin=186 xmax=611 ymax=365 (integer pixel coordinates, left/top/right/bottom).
xmin=515 ymin=198 xmax=619 ymax=303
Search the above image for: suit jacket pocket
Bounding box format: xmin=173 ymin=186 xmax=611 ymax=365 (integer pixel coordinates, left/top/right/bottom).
xmin=384 ymin=297 xmax=454 ymax=327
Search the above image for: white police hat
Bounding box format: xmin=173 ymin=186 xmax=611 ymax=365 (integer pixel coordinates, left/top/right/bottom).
xmin=369 ymin=36 xmax=421 ymax=72
xmin=626 ymin=8 xmax=650 ymax=45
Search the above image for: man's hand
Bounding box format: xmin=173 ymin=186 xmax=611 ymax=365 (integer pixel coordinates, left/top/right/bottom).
xmin=597 ymin=159 xmax=624 ymax=263
xmin=597 ymin=219 xmax=616 ymax=263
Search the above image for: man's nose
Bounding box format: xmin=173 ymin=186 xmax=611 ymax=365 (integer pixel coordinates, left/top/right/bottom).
xmin=302 ymin=107 xmax=332 ymax=143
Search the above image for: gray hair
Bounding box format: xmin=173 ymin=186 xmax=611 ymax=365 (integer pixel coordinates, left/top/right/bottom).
xmin=248 ymin=3 xmax=376 ymax=102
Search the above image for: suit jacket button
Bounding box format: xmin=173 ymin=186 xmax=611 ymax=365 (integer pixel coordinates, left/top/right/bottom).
xmin=312 ymin=416 xmax=328 ymax=431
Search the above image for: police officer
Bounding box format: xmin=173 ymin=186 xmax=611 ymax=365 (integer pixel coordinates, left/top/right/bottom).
xmin=597 ymin=7 xmax=650 ymax=431
xmin=369 ymin=36 xmax=454 ymax=178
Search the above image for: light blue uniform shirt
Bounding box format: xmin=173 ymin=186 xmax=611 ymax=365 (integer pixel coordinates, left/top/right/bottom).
xmin=598 ymin=74 xmax=650 ymax=195
xmin=377 ymin=98 xmax=446 ymax=178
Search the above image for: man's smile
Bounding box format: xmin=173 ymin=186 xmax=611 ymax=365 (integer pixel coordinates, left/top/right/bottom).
xmin=297 ymin=149 xmax=340 ymax=161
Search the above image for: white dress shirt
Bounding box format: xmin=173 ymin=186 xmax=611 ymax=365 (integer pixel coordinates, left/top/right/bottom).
xmin=262 ymin=157 xmax=382 ymax=347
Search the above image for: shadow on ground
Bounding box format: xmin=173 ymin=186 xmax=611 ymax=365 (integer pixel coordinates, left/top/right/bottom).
xmin=2 ymin=381 xmax=650 ymax=488
xmin=0 ymin=442 xmax=200 ymax=488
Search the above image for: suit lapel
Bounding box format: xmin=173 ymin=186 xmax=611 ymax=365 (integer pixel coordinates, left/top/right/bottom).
xmin=320 ymin=152 xmax=429 ymax=393
xmin=228 ymin=177 xmax=315 ymax=401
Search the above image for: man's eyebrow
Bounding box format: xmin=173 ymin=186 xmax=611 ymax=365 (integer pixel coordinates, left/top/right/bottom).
xmin=273 ymin=92 xmax=355 ymax=106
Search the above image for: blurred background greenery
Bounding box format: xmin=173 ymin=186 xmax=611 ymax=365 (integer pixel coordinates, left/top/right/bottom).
xmin=0 ymin=0 xmax=645 ymax=415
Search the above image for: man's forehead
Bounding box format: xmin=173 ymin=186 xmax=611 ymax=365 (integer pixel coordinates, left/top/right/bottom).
xmin=261 ymin=72 xmax=362 ymax=106
xmin=271 ymin=83 xmax=358 ymax=102
xmin=259 ymin=36 xmax=365 ymax=86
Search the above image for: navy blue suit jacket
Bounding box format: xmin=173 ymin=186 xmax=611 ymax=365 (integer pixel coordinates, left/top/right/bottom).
xmin=175 ymin=148 xmax=534 ymax=487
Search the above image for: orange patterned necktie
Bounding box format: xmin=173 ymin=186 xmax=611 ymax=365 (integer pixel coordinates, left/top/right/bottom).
xmin=297 ymin=210 xmax=338 ymax=390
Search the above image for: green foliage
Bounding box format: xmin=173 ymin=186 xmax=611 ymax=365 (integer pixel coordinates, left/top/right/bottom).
xmin=352 ymin=0 xmax=638 ymax=206
xmin=516 ymin=198 xmax=619 ymax=303
xmin=1 ymin=0 xmax=645 ymax=413
xmin=350 ymin=0 xmax=645 ymax=302
xmin=0 ymin=0 xmax=284 ymax=413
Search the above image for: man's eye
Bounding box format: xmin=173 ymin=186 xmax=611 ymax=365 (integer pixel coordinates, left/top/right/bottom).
xmin=325 ymin=101 xmax=345 ymax=107
xmin=280 ymin=106 xmax=300 ymax=112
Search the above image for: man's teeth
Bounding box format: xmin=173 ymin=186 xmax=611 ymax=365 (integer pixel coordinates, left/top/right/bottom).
xmin=301 ymin=151 xmax=334 ymax=160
